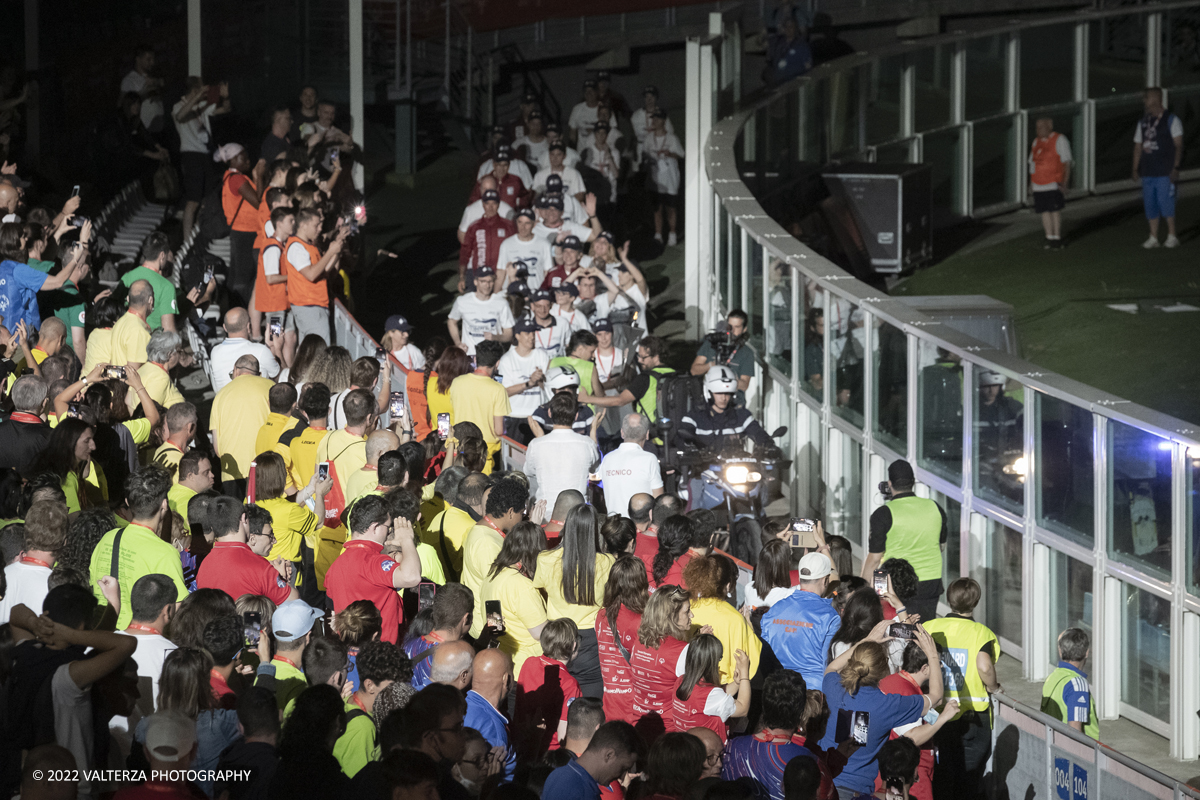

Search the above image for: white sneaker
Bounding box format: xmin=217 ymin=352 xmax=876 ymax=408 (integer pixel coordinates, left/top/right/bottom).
xmin=667 ymin=232 xmax=678 ymax=246
xmin=1142 ymin=236 xmax=1160 ymax=249
xmin=1164 ymin=235 xmax=1180 ymax=248
xmin=654 ymin=232 xmax=663 ymax=243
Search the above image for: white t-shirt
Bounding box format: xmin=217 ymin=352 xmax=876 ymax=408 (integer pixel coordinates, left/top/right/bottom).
xmin=701 ymin=686 xmax=739 ymax=721
xmin=110 ymin=630 xmax=177 ymax=761
xmin=448 ymin=293 xmax=516 ymax=355
xmin=531 ymin=319 xmax=570 ymax=360
xmin=172 ymin=99 xmax=216 ymax=154
xmin=53 ymin=663 xmax=95 ymax=799
xmin=595 ymin=284 xmax=648 ymax=331
xmin=538 ymin=146 xmax=581 ymax=170
xmin=261 ymin=242 xmax=284 ymax=277
xmin=459 ymin=198 xmax=516 ymax=233
xmin=391 ymin=344 xmax=426 ymax=372
xmin=286 ymin=240 xmax=312 ymax=271
xmin=209 ymin=337 xmax=282 ymax=393
xmin=742 ymin=583 xmax=795 ymax=610
xmin=593 ymin=346 xmax=626 ymax=391
xmin=525 ymin=427 xmax=601 ymax=506
xmin=477 ymin=158 xmax=534 ymax=188
xmin=568 ymin=101 xmax=601 ymax=139
xmin=533 ymin=220 xmax=593 ymax=248
xmin=551 ymin=305 xmax=592 ymax=334
xmin=631 ymin=108 xmax=675 ymax=145
xmin=558 ymin=193 xmax=589 ymax=225
xmin=533 ymin=166 xmax=587 ymax=198
xmin=578 ymin=127 xmax=624 ymax=158
xmin=1028 ymin=134 xmax=1073 ymax=191
xmin=599 ymin=442 xmax=664 ymax=518
xmin=581 ymin=145 xmax=621 ymax=202
xmin=497 ymin=348 xmax=550 ymax=417
xmin=640 ymin=132 xmax=685 ymax=195
xmin=121 ymin=70 xmax=164 ymax=131
xmin=0 ymin=561 xmax=52 ymax=623
xmin=497 ymin=234 xmax=555 ymax=288
xmin=514 ymin=136 xmax=550 ymax=167
xmin=1134 ymin=114 xmax=1184 ymax=143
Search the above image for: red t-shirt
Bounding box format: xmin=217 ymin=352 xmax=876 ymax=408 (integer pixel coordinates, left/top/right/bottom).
xmin=875 ymin=672 xmax=934 ymax=800
xmin=516 ymin=654 xmax=582 ymax=756
xmin=596 ymin=606 xmax=642 ymax=724
xmin=210 ymin=669 xmax=237 ymax=710
xmin=325 ymin=539 xmax=404 ymax=643
xmin=658 ymin=551 xmax=695 ymax=590
xmin=634 ymin=531 xmax=657 ymax=584
xmin=195 ymin=541 xmax=291 ymax=606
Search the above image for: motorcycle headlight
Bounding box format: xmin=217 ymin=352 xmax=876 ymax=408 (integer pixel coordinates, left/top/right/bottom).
xmin=724 ymin=465 xmax=750 ymax=484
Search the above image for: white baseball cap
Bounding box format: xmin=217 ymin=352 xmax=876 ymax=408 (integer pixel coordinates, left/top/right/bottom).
xmin=796 ymin=552 xmax=832 ymax=581
xmin=145 ymin=710 xmax=196 ymax=763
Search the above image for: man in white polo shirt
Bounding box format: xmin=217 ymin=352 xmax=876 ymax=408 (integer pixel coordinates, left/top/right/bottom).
xmin=499 ymin=208 xmax=555 ymax=290
xmin=447 ymin=266 xmax=515 ymax=355
xmin=598 ymin=414 xmax=663 ymax=517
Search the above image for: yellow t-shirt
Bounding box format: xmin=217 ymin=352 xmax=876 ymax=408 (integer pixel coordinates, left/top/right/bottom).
xmin=90 ymin=523 xmax=189 ymax=630
xmin=259 ymin=495 xmax=321 ymax=562
xmin=109 ymin=311 xmax=152 ymax=366
xmin=532 ymin=548 xmax=614 ymax=630
xmin=154 ymin=442 xmax=185 ymax=481
xmin=291 ymin=426 xmax=329 ymax=489
xmin=345 ymin=466 xmax=381 ymax=507
xmin=423 ymin=506 xmax=476 ymax=577
xmin=210 ymin=375 xmax=274 ymax=482
xmin=427 ymin=376 xmax=454 ymax=429
xmin=417 ymin=542 xmax=447 ymax=585
xmin=168 ymin=483 xmax=197 ymax=528
xmin=689 ymin=595 xmax=763 ymax=684
xmin=449 ymin=373 xmax=511 ymax=446
xmin=461 ymin=522 xmax=505 ymax=638
xmin=63 ymin=464 xmax=108 ymax=514
xmin=316 ymin=429 xmax=367 ymax=492
xmin=128 ymin=362 xmax=184 ymax=415
xmin=256 ymin=413 xmax=304 ymax=490
xmin=483 ymin=565 xmax=547 ymax=677
xmin=82 ymin=328 xmax=114 ymax=376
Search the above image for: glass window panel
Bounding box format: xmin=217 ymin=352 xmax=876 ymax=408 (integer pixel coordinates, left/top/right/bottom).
xmin=873 ymin=319 xmax=907 ymax=454
xmin=930 ymin=488 xmax=962 ymax=588
xmin=924 ymin=126 xmax=965 ymax=217
xmin=730 ymin=215 xmax=743 ymax=312
xmin=1189 ymin=448 xmax=1200 ymax=593
xmin=973 ymin=375 xmax=1025 ymax=513
xmin=1164 ymin=9 xmax=1200 ymax=89
xmin=917 ymin=341 xmax=963 ymax=485
xmin=1049 ymin=551 xmax=1093 ymax=674
xmin=1025 ymin=107 xmax=1086 ymax=193
xmin=1036 ymin=394 xmax=1094 ymax=543
xmin=828 ymin=428 xmax=864 ymax=548
xmin=913 ymin=45 xmax=952 ymax=132
xmin=1120 ymin=582 xmax=1171 ymax=723
xmin=799 ymin=84 xmax=822 ymax=164
xmin=1107 ymin=420 xmax=1172 ymax=578
xmin=866 ymin=57 xmax=903 ymax=145
xmin=875 ymin=140 xmax=915 ymax=164
xmin=966 ymin=35 xmax=1008 ymax=121
xmin=1094 ymin=99 xmax=1144 ymax=184
xmin=829 ymin=298 xmax=864 ymax=428
xmin=766 ymin=256 xmax=793 ymax=377
xmin=717 ymin=207 xmax=728 ymax=311
xmin=972 ymin=114 xmax=1018 ymax=210
xmin=826 ymin=68 xmax=862 ymax=157
xmin=801 ymin=282 xmax=823 ymax=400
xmin=748 ymin=243 xmax=764 ymax=352
xmin=795 ymin=401 xmax=825 ymax=519
xmin=1089 ymin=17 xmax=1149 ymax=99
xmin=972 ymin=515 xmax=1022 ymax=646
xmin=1021 ymin=25 xmax=1075 ymax=108
xmin=1163 ymin=88 xmax=1200 ymax=171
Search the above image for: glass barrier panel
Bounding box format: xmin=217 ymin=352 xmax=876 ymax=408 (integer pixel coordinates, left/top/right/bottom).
xmin=829 ymin=297 xmax=865 ymax=428
xmin=973 ymin=375 xmax=1025 ymax=513
xmin=1036 ymin=394 xmax=1094 ymax=544
xmin=766 ymin=255 xmax=793 ymax=377
xmin=1089 ymin=17 xmax=1149 ymax=99
xmin=924 ymin=126 xmax=966 ymax=217
xmin=1050 ymin=550 xmax=1093 ymax=673
xmin=1121 ymin=581 xmax=1171 ymax=723
xmin=826 ymin=68 xmax=863 ymax=158
xmin=930 ymin=488 xmax=963 ymax=587
xmin=1094 ymin=98 xmax=1145 ymax=184
xmin=913 ymin=44 xmax=953 ymax=132
xmin=800 ymin=279 xmax=823 ymax=401
xmin=1107 ymin=420 xmax=1172 ymax=578
xmin=730 ymin=212 xmax=743 ymax=311
xmin=798 ymin=83 xmax=823 ymax=164
xmin=973 ymin=114 xmax=1019 ymax=210
xmin=966 ymin=35 xmax=1008 ymax=121
xmin=749 ymin=242 xmax=765 ymax=352
xmin=1021 ymin=24 xmax=1076 ymax=109
xmin=1164 ymin=8 xmax=1200 ymax=89
xmin=1024 ymin=106 xmax=1087 ymax=192
xmin=1189 ymin=449 xmax=1200 ymax=594
xmin=828 ymin=427 xmax=865 ymax=547
xmin=875 ymin=140 xmax=915 ymax=164
xmin=1164 ymin=87 xmax=1200 ymax=170
xmin=917 ymin=340 xmax=963 ymax=485
xmin=765 ymin=93 xmax=796 ymax=175
xmin=867 ymin=56 xmax=904 ymax=145
xmin=717 ymin=207 xmax=729 ymax=311
xmin=795 ymin=401 xmax=825 ymax=518
xmin=973 ymin=514 xmax=1023 ymax=647
xmin=873 ymin=318 xmax=908 ymax=454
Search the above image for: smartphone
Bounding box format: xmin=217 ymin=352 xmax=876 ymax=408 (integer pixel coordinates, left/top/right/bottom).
xmin=243 ymin=611 xmax=262 ymax=648
xmin=787 ymin=518 xmax=819 ymax=549
xmin=485 ymin=599 xmax=502 ymax=620
xmin=375 ymin=346 xmax=387 ymax=365
xmin=331 ymin=149 xmax=340 ymax=163
xmin=269 ymin=317 xmax=283 ymax=338
xmin=65 ymin=401 xmax=82 ymax=419
xmin=888 ymin=623 xmax=917 ymax=640
xmin=437 ymin=412 xmax=450 ymax=438
xmin=873 ymin=569 xmax=888 ymax=596
xmin=418 ymin=582 xmax=437 ymax=611
xmin=317 ymin=461 xmax=330 ymax=482
xmin=203 ymin=265 xmax=215 ymax=286
xmin=389 ymin=392 xmax=405 ymax=418
xmin=103 ymin=365 xmax=126 ymax=380
xmin=71 ymin=185 xmax=81 ymax=198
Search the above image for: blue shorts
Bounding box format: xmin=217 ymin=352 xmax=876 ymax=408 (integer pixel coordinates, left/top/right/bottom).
xmin=1142 ymin=176 xmax=1176 ymax=219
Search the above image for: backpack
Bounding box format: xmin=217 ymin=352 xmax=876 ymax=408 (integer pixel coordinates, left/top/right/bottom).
xmin=198 ymin=173 xmax=238 ymax=240
xmin=656 ymin=373 xmax=704 ymax=450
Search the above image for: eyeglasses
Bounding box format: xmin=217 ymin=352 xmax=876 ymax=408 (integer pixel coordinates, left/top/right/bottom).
xmin=460 ymin=754 xmax=492 ymax=768
xmin=249 ymin=531 xmax=276 ymax=542
xmin=436 ymin=721 xmax=465 ymax=734
xmin=705 ymin=751 xmax=724 ymax=766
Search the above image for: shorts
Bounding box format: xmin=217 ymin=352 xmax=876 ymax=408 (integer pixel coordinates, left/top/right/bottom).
xmin=288 ymin=305 xmax=330 ymax=343
xmin=180 ymin=151 xmax=215 ymax=203
xmin=1142 ymin=175 xmax=1176 ymax=219
xmin=648 ymin=189 xmax=681 ymax=209
xmin=1032 ymin=189 xmax=1064 ymax=213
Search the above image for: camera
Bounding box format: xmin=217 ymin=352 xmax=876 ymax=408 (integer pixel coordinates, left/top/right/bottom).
xmin=878 ymin=480 xmax=893 ymax=501
xmin=704 ymin=327 xmax=747 ymax=366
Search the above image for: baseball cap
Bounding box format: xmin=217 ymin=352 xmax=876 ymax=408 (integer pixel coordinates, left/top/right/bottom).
xmin=385 ymin=314 xmax=412 ymax=332
xmin=546 ymin=122 xmax=561 ymax=134
xmin=491 ymin=124 xmax=506 ymax=135
xmin=583 ymin=79 xmax=598 ymax=89
xmin=554 ymin=282 xmax=579 ymax=297
xmin=493 ymin=149 xmax=511 ymax=164
xmin=516 ymin=207 xmax=536 ymax=220
xmin=545 ymin=174 xmax=564 ymax=190
xmin=529 ymin=110 xmax=543 ymax=120
xmin=597 ymin=71 xmax=611 ymax=81
xmin=548 ymin=141 xmax=566 ymax=153
xmin=560 ymin=235 xmax=584 ymax=251
xmin=979 ymin=370 xmax=1006 ymax=387
xmin=531 ymin=289 xmax=554 ymax=304
xmin=145 ymin=711 xmax=197 ymax=763
xmin=592 ymin=318 xmax=613 ymax=333
xmin=594 ymin=121 xmax=611 ymax=132
xmin=474 ymin=265 xmax=497 ymax=277
xmin=271 ymin=599 xmax=323 ymax=643
xmin=514 ymin=317 xmax=539 ymax=333
xmin=651 ymin=108 xmax=668 ymax=119
xmin=643 ymin=85 xmax=659 ymax=96
xmin=796 ymin=552 xmax=832 ymax=581
xmin=597 ymin=230 xmax=615 ymax=243
xmin=544 ymin=195 xmax=565 ymax=211
xmin=507 ymin=281 xmax=531 ymax=299
xmin=481 ymin=189 xmax=501 ymax=202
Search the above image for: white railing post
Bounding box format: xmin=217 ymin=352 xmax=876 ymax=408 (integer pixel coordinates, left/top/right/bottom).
xmin=444 ymin=0 xmax=452 ymax=109
xmin=1147 ymin=13 xmax=1162 ymax=88
xmin=685 ymin=37 xmax=715 ymax=339
xmin=188 ymin=0 xmax=202 ymax=77
xmin=349 ymin=0 xmax=365 ymax=191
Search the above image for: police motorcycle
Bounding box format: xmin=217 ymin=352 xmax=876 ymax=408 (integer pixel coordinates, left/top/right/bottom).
xmin=663 ymin=366 xmax=789 ymax=567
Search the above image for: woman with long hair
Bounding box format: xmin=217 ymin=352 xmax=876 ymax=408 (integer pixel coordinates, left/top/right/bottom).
xmin=253 ymin=450 xmax=329 ymax=569
xmin=30 ymin=418 xmax=104 ymax=514
xmin=820 ymin=624 xmax=944 ymax=799
xmin=268 ymin=684 xmax=351 ymax=799
xmin=333 ymin=599 xmax=383 ymax=692
xmin=630 ymin=584 xmax=708 ymax=741
xmin=651 ymin=515 xmax=695 ymax=589
xmin=284 ymin=333 xmax=328 ymax=386
xmin=601 ymin=514 xmax=636 ymax=555
xmin=408 ymin=336 xmax=449 ymax=441
xmin=307 ymin=345 xmax=353 ymax=395
xmin=168 ymin=589 xmax=237 ymax=649
xmin=596 ymin=555 xmax=650 ymax=724
xmin=829 ymin=588 xmax=884 ymax=660
xmin=683 ymin=555 xmax=762 ymax=685
xmin=426 ymin=345 xmax=473 ymax=430
xmin=744 ymin=538 xmax=794 ymax=612
xmin=483 ymin=520 xmax=549 ymax=676
xmin=234 ymin=594 xmax=277 ymax=668
xmin=633 ymin=731 xmax=706 ymax=800
xmin=533 ymin=503 xmax=614 ymax=698
xmin=671 ymin=632 xmax=750 ymax=742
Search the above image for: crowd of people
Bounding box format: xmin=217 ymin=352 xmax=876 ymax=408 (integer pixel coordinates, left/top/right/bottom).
xmin=0 ymin=37 xmax=1107 ymax=800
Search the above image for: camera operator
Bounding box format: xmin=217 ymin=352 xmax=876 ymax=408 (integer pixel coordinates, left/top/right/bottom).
xmin=690 ymin=310 xmax=754 ymax=406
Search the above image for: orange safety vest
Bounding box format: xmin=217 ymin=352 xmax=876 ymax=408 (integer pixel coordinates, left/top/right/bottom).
xmin=255 ymin=241 xmax=290 ymax=313
xmin=1030 ymin=132 xmax=1066 ymax=187
xmin=221 ymin=170 xmax=260 ymax=232
xmin=282 ymin=235 xmax=328 ymax=308
xmin=253 ymin=197 xmax=275 ymax=251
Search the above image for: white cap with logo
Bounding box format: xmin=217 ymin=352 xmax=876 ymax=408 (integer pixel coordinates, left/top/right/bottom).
xmin=796 ymin=552 xmax=833 ymax=581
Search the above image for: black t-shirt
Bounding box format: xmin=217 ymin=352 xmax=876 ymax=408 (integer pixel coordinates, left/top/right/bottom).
xmin=628 ymin=371 xmax=652 ymax=405
xmin=867 ymin=491 xmax=949 ymax=554
xmin=260 ymin=133 xmax=290 ymax=164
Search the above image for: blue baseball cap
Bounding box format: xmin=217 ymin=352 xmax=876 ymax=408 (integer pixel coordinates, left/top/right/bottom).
xmin=385 ymin=314 xmax=412 ymax=332
xmin=272 ymin=600 xmax=324 ymax=642
xmin=514 ymin=317 xmax=539 ymax=333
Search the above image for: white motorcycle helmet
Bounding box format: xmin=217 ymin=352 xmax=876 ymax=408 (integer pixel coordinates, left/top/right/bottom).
xmin=546 ymin=364 xmax=580 ymax=392
xmin=704 ymin=364 xmax=739 ymax=399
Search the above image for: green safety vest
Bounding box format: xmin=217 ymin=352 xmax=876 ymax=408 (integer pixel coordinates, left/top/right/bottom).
xmin=634 ymin=366 xmax=675 ymax=445
xmin=882 ymin=495 xmax=944 ymax=582
xmin=922 ymin=616 xmax=1000 ymax=720
xmin=549 ymin=355 xmax=596 ymax=401
xmin=1041 ymin=666 xmax=1099 ymax=740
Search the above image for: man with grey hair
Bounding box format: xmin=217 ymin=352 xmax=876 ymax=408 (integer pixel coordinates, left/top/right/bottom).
xmin=429 ymin=639 xmax=475 ymax=690
xmin=598 ymin=412 xmax=663 ymax=517
xmin=210 ymin=307 xmax=281 ymax=393
xmin=0 ymin=375 xmax=51 ymax=474
xmin=128 ymin=328 xmax=185 ymax=414
xmin=154 ymin=402 xmax=198 ymax=479
xmin=111 ymin=279 xmax=155 ymax=366
xmin=1042 ymin=627 xmax=1097 ymax=739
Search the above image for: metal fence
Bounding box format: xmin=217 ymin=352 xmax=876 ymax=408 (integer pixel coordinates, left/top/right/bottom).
xmin=695 ymin=1 xmax=1200 ymax=763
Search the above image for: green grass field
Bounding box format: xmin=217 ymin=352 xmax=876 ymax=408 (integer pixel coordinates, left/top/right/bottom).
xmin=893 ymin=194 xmax=1200 ymax=425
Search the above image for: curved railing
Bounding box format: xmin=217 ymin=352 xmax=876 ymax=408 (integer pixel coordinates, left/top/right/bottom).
xmin=702 ymin=2 xmax=1200 ymax=761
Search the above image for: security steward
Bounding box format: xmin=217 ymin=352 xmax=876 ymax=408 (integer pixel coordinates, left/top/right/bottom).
xmin=861 ymin=459 xmax=947 ymax=622
xmin=922 ymin=577 xmax=1001 ymax=800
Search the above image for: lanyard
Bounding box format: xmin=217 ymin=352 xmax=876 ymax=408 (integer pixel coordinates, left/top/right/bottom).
xmin=20 ymin=555 xmax=52 ymax=568
xmin=596 ymin=349 xmax=615 ymax=379
xmin=127 ymin=623 xmax=162 ymax=635
xmin=482 ymin=516 xmax=507 ymax=537
xmin=273 ymin=655 xmax=299 ymax=670
xmin=535 ymin=325 xmax=555 ymax=350
xmin=9 ymin=412 xmax=42 ymax=424
xmin=351 ymin=692 xmax=370 ymax=713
